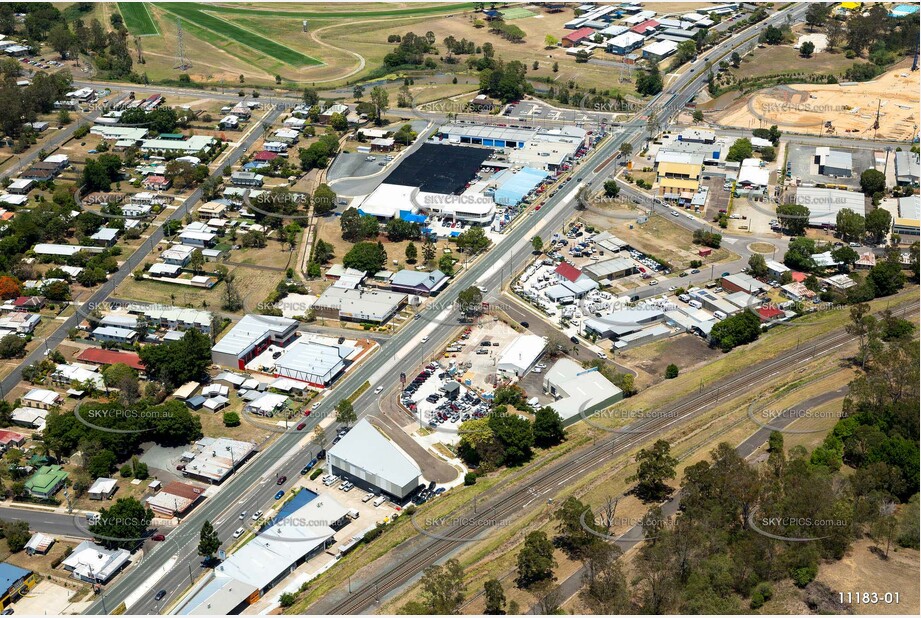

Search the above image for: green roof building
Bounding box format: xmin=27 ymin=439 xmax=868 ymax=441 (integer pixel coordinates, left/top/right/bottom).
xmin=25 ymin=465 xmax=68 ymax=499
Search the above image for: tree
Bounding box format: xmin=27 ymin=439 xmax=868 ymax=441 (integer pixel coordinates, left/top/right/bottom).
xmin=868 ymin=259 xmax=905 ymax=297
xmin=456 ymin=225 xmax=490 ymax=253
xmin=139 ymin=329 xmax=213 ymax=388
xmin=533 ymin=407 xmax=564 ymax=448
xmin=102 ymin=363 xmax=140 ymax=405
xmin=762 ymin=24 xmax=783 ymax=44
xmin=343 ymin=241 xmax=388 ymax=273
xmin=826 ymin=19 xmax=844 ymax=50
xmin=405 ymin=242 xmax=418 ymax=263
xmin=635 ymin=62 xmax=663 ymax=96
xmin=860 ymin=169 xmax=886 ymax=196
xmin=800 ymin=40 xmax=815 ymax=58
xmin=531 ymin=235 xmax=543 ymax=253
xmin=726 ymin=138 xmax=753 ymax=162
xmin=581 ymin=542 xmax=631 ymax=614
xmin=223 ymin=412 xmax=240 ymax=427
xmin=484 ymin=578 xmax=506 ymax=614
xmin=805 ymin=2 xmax=829 ymax=30
xmin=422 ymin=239 xmax=436 ymax=263
xmin=603 ymin=180 xmax=620 ymax=198
xmin=748 ymin=253 xmax=768 ymax=277
xmin=335 ymin=399 xmax=357 ymax=426
xmin=438 ymin=254 xmax=455 ymax=276
xmin=0 ymin=276 xmax=20 ymax=300
xmin=692 ymin=109 xmax=704 ymax=122
xmin=353 ymin=84 xmax=365 ymax=100
xmin=730 ymin=51 xmax=741 ymax=67
xmin=457 ymin=286 xmax=484 ymax=316
xmin=665 ymin=364 xmax=679 ymax=379
xmin=198 ymin=520 xmax=221 ymax=562
xmin=831 ymin=245 xmax=860 ymax=271
xmin=369 ymin=86 xmax=389 ymax=124
xmin=516 ymin=531 xmax=557 ymax=588
xmin=0 ymin=520 xmax=30 ymax=553
xmin=777 ymin=202 xmax=811 ymax=237
xmin=489 ymin=413 xmax=534 ymax=467
xmin=760 ymin=145 xmax=776 ymax=162
xmin=836 ymin=208 xmax=866 ymax=242
xmin=544 ymin=34 xmax=558 ymax=48
xmin=48 ymin=22 xmax=75 ymax=58
xmin=89 ymin=497 xmax=154 ymax=550
xmin=222 ymin=274 xmax=243 ymax=312
xmin=709 ymin=310 xmax=762 ymax=352
xmin=0 ymin=334 xmax=26 ymax=359
xmin=627 ymin=440 xmax=678 ymax=501
xmin=865 ymin=208 xmax=892 ymax=244
xmin=417 ymin=558 xmax=465 ymax=614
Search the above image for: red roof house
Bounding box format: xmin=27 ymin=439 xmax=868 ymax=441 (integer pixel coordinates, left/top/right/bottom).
xmin=253 ymin=151 xmax=278 ymax=162
xmin=630 ymin=19 xmax=660 ymax=35
xmin=13 ymin=296 xmax=45 ymax=310
xmin=554 ymin=262 xmax=583 ymax=283
xmin=0 ymin=429 xmax=27 ymax=447
xmin=562 ymin=27 xmax=596 ymax=47
xmin=757 ymin=305 xmax=785 ymax=321
xmin=790 ymin=271 xmax=807 ymax=283
xmin=143 ymin=175 xmax=172 ymax=191
xmin=76 ymin=348 xmax=145 ymax=372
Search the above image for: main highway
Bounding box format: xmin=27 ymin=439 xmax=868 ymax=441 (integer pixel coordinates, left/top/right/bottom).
xmin=74 ymin=4 xmax=817 ymax=614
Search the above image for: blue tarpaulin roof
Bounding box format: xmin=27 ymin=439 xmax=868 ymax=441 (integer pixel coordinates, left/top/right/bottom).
xmin=399 ymin=210 xmax=427 ymax=223
xmin=494 ymin=167 xmax=550 ymax=206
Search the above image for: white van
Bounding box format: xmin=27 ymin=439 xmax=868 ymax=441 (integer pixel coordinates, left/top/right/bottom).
xmin=688 ymin=300 xmax=702 ymax=309
xmin=372 ymin=496 xmax=386 ymax=507
xmin=713 ymin=310 xmax=727 ymax=320
xmin=347 ymin=509 xmax=360 ymax=520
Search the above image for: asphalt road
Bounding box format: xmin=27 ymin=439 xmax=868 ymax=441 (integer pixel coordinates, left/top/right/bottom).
xmin=0 ymin=505 xmax=90 ymax=538
xmin=0 ymin=102 xmax=109 ymax=180
xmin=0 ymin=109 xmax=281 ymax=402
xmin=80 ymin=4 xmax=815 ymax=614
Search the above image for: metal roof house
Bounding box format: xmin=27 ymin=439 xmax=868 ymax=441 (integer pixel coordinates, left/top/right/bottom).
xmin=329 ymin=419 xmax=422 ymax=500
xmin=390 ymin=269 xmax=448 ymax=296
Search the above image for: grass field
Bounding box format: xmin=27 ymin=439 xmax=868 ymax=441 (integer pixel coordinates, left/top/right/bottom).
xmin=119 ymin=2 xmax=159 ymax=36
xmin=500 ymin=7 xmax=536 ymax=20
xmin=158 ymin=3 xmax=322 ymax=66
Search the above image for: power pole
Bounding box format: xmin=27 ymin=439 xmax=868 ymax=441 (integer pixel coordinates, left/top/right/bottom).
xmin=176 ymin=18 xmax=191 ymax=70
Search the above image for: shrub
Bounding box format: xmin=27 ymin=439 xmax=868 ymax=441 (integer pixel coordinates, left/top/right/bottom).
xmin=309 ymin=467 xmax=324 ymax=480
xmin=464 ymin=472 xmax=477 ymax=485
xmin=791 ymin=565 xmax=817 ymax=588
xmin=223 ymin=412 xmax=240 ymax=427
xmin=665 ymin=364 xmax=679 ymax=379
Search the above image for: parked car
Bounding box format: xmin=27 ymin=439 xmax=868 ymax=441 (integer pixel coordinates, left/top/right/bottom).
xmin=252 ymin=511 xmax=263 ymax=521
xmin=233 ymin=527 xmax=245 ymax=539
xmin=151 ymin=533 xmax=166 ymax=542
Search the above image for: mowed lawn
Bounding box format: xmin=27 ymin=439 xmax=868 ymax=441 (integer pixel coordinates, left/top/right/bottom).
xmin=158 ymin=3 xmax=322 ymax=66
xmin=119 ymin=2 xmax=159 ymax=35
xmin=179 ymin=2 xmax=476 ymax=19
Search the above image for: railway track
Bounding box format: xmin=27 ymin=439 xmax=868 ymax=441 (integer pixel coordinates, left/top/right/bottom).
xmin=319 ymin=304 xmax=908 ymax=615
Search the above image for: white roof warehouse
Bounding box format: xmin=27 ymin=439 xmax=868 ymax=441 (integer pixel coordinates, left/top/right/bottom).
xmin=543 ymin=359 xmax=623 ymax=422
xmin=211 ymin=315 xmax=299 ymax=369
xmin=328 ymin=419 xmax=421 ymax=500
xmin=497 ymin=335 xmax=547 ymax=377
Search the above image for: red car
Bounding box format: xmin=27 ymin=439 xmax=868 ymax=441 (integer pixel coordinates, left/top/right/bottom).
xmin=151 ymin=534 xmax=166 ymax=542
xmin=296 ymin=422 xmax=306 ymax=431
xmin=276 ymin=476 xmax=287 ymax=485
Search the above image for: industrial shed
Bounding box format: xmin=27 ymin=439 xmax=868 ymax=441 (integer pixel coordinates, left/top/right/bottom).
xmin=328 ymin=419 xmax=421 ymax=500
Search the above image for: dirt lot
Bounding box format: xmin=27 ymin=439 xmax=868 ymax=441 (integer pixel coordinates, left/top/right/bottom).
xmin=614 ymin=332 xmax=720 ymax=390
xmin=716 ymin=63 xmax=920 ymax=141
xmin=581 ymin=206 xmax=739 ymax=271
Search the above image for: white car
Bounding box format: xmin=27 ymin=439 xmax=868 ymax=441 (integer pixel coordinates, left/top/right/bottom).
xmin=597 ymin=351 xmax=606 ymax=359
xmin=476 ymin=285 xmax=488 ymax=293
xmin=233 ymin=527 xmax=245 ymax=539
xmin=374 ymin=386 xmax=384 ymax=395
xmin=251 ymin=511 xmax=263 ymax=521
xmin=531 ymin=367 xmax=543 ymax=374
xmin=238 ymin=511 xmax=247 ymax=520
xmin=421 ymin=336 xmax=429 ymax=343
xmin=362 ymin=492 xmax=376 ymax=503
